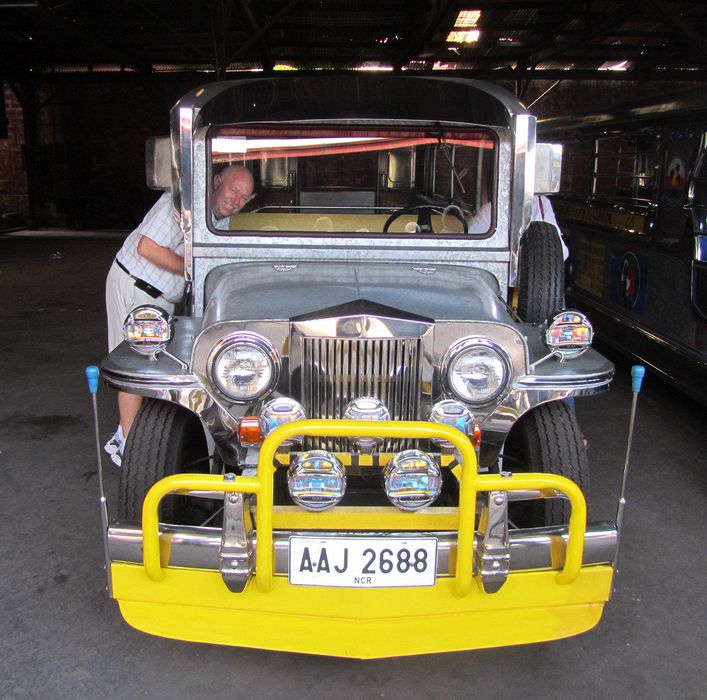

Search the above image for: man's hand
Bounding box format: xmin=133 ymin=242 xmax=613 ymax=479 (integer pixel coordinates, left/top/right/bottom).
xmin=137 ymin=235 xmax=184 ymax=275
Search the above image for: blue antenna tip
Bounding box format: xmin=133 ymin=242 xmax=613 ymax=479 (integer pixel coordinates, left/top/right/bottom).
xmin=85 ymin=365 xmax=99 ymax=394
xmin=631 ymin=365 xmax=645 ymax=393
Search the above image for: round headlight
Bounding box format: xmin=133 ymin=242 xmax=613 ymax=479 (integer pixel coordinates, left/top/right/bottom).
xmin=384 ymin=450 xmax=442 ymax=511
xmin=443 ymin=338 xmax=510 ymax=404
xmin=209 ymin=332 xmax=280 ymax=402
xmin=288 ymin=450 xmax=346 ymax=511
xmin=543 ymin=310 xmax=593 ymax=359
xmin=123 ymin=305 xmax=174 ymax=356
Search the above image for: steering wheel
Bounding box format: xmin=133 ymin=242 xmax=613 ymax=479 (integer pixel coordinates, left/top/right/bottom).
xmin=383 ymin=204 xmax=468 ymax=234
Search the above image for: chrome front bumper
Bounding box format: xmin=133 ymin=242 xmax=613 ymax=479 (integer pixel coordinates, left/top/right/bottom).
xmin=108 ymin=521 xmax=618 ymax=578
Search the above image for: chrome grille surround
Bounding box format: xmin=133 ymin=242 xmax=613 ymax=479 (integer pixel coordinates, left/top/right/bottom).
xmin=291 ymin=314 xmax=433 ymax=452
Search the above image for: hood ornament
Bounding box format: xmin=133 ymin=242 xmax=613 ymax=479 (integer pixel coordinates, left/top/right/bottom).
xmin=274 ymin=264 xmax=297 ymax=272
xmin=412 ymin=266 xmax=436 ymax=275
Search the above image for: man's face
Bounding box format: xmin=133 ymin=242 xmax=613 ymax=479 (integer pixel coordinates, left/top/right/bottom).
xmin=212 ymin=169 xmax=254 ymax=220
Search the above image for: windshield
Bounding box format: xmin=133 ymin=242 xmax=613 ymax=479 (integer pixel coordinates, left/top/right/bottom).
xmin=208 ymin=126 xmax=497 ymax=236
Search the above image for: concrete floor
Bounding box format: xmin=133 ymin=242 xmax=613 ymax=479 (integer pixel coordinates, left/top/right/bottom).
xmin=1 ymin=231 xmax=705 ymax=699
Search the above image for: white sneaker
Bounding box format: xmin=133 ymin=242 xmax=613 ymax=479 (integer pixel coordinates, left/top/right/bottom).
xmin=104 ymin=428 xmax=125 ymax=467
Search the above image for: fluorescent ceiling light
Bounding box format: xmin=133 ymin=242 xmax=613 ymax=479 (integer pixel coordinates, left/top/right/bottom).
xmin=447 ymin=29 xmax=480 ymax=43
xmin=212 ymin=137 xmax=385 ymax=154
xmin=598 ymin=60 xmax=630 ymax=71
xmin=454 ymin=10 xmax=481 ymax=27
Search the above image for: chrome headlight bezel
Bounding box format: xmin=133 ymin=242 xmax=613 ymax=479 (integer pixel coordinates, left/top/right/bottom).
xmin=428 ymin=399 xmax=475 ymax=448
xmin=259 ymin=396 xmax=307 ymax=447
xmin=543 ymin=310 xmax=593 ymax=359
xmin=288 ymin=450 xmax=347 ymax=511
xmin=208 ymin=332 xmax=280 ymax=403
xmin=122 ymin=305 xmax=174 ymax=356
xmin=442 ymin=337 xmax=511 ymax=405
xmin=383 ymin=449 xmax=442 ymax=511
xmin=343 ymin=397 xmax=391 ymax=451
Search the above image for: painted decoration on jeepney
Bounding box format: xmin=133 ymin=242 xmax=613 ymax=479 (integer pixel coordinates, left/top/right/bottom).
xmin=664 ymin=157 xmax=686 ymax=205
xmin=553 ymin=200 xmax=647 ymax=235
xmin=573 ymin=239 xmax=605 ymax=298
xmin=610 ymin=251 xmax=646 ymax=312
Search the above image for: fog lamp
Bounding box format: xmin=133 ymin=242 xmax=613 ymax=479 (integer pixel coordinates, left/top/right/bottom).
xmin=123 ymin=305 xmax=173 ymax=356
xmin=288 ymin=450 xmax=346 ymax=511
xmin=428 ymin=400 xmax=476 ymax=450
xmin=259 ymin=397 xmax=306 ymax=447
xmin=343 ymin=397 xmax=390 ymax=452
xmin=384 ymin=450 xmax=442 ymax=511
xmin=543 ymin=310 xmax=593 ymax=359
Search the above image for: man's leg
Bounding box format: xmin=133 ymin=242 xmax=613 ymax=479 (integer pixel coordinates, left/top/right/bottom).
xmin=118 ymin=391 xmax=143 ymax=437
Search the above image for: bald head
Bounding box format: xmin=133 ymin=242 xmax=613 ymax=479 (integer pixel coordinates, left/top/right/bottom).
xmin=212 ymin=165 xmax=255 ymax=221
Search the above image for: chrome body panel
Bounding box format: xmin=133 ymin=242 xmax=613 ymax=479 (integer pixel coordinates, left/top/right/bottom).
xmin=102 ymin=315 xmax=612 ymax=468
xmin=107 ymin=520 xmax=618 ymax=576
xmin=509 ymin=114 xmax=535 ymax=287
xmin=201 ymin=262 xmax=508 ymax=324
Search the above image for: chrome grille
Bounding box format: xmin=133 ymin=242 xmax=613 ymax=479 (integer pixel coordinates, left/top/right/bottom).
xmin=301 ymin=337 xmax=423 ymax=452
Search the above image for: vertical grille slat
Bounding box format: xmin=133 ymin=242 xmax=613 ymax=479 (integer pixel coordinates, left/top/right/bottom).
xmin=301 ymin=336 xmax=422 ymax=452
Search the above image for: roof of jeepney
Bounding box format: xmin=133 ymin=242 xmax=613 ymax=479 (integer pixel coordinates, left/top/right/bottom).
xmin=173 ymin=74 xmax=528 ymax=130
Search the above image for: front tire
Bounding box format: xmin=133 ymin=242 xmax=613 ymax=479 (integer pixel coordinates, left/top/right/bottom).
xmin=502 ymin=401 xmax=589 ymax=526
xmin=118 ymin=399 xmax=210 ymax=523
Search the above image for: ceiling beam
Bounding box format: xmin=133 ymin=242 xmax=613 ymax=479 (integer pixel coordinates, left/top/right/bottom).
xmin=643 ymin=0 xmax=707 ymax=61
xmin=224 ymin=0 xmax=302 ymax=66
xmin=393 ymin=0 xmax=457 ymax=69
xmin=16 ymin=66 xmax=707 ymax=84
xmin=526 ymin=5 xmax=636 ymax=66
xmin=20 ymin=4 xmax=145 ymax=70
xmin=131 ymin=0 xmax=207 ymax=63
xmin=239 ymin=0 xmax=274 ymax=72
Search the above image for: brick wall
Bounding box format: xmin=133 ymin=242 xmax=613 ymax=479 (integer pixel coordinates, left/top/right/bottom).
xmin=14 ymin=76 xmax=198 ymax=229
xmin=0 ymin=83 xmax=29 ymax=226
xmin=55 ymin=79 xmax=196 ymax=229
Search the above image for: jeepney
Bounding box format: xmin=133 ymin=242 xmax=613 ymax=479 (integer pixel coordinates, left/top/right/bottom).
xmin=539 ymin=85 xmax=707 ymax=405
xmin=100 ymin=74 xmax=617 ymax=658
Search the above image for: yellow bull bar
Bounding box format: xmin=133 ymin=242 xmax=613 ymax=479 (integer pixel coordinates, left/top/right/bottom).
xmin=141 ymin=419 xmax=587 ymax=596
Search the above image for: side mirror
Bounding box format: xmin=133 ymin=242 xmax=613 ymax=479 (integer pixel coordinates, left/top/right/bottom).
xmin=534 ymin=143 xmax=563 ymax=194
xmin=145 ymin=136 xmax=172 ymax=190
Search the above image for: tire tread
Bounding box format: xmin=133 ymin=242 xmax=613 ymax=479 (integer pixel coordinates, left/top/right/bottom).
xmin=517 ymin=221 xmax=564 ymax=324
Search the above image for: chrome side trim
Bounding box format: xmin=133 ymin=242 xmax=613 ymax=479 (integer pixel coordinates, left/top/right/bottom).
xmin=509 ymin=113 xmax=535 ymax=286
xmin=107 ymin=521 xmax=617 ymax=577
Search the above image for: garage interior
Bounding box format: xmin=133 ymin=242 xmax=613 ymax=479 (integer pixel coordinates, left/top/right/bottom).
xmin=1 ymin=1 xmax=706 ymax=697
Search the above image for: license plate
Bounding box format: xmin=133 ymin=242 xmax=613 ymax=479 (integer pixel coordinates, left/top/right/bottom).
xmin=288 ymin=536 xmax=437 ymax=587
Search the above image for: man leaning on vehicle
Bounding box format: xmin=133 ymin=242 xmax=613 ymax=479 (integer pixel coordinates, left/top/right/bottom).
xmin=103 ymin=165 xmax=254 ymax=466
